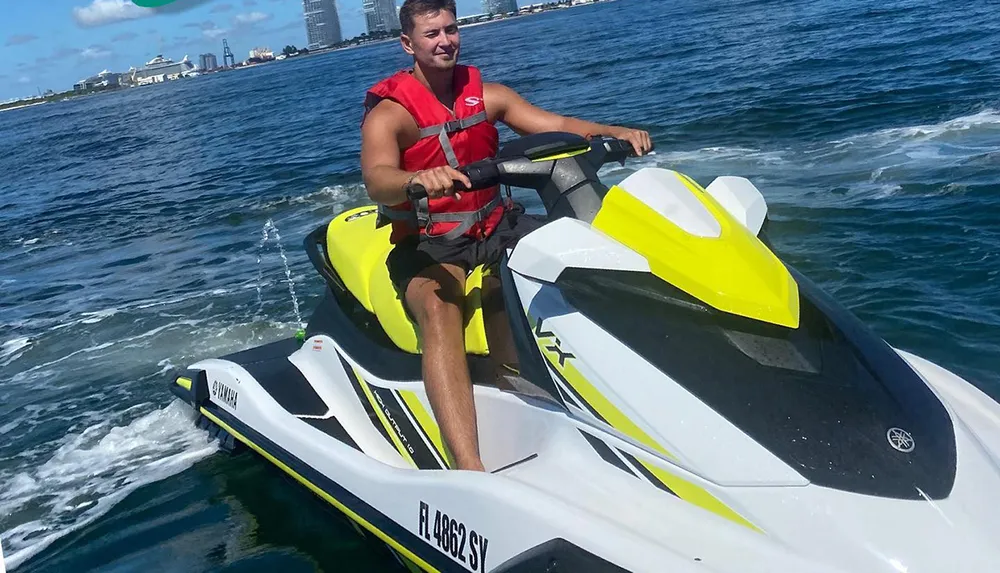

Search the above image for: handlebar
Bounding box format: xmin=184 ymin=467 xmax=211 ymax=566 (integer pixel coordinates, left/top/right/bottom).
xmin=405 ymin=137 xmax=638 ymax=201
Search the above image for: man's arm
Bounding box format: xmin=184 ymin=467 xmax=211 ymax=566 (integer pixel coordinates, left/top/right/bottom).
xmin=484 ymin=83 xmax=653 ymax=155
xmin=361 ymin=101 xmax=472 ymax=205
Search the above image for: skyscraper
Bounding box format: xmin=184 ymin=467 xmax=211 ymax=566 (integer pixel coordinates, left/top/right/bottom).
xmin=482 ymin=0 xmax=518 ymax=15
xmin=199 ymin=53 xmax=218 ymax=71
xmin=303 ymin=0 xmax=343 ymax=49
xmin=363 ymin=0 xmax=401 ymax=34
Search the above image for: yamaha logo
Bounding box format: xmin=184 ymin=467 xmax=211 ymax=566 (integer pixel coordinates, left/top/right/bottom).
xmin=887 ymin=427 xmax=915 ymax=453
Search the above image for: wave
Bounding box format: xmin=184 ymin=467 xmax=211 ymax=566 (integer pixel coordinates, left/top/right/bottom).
xmin=1 ymin=337 xmax=32 ymax=367
xmin=832 ymin=108 xmax=1000 ymax=147
xmin=0 ymin=401 xmax=217 ymax=570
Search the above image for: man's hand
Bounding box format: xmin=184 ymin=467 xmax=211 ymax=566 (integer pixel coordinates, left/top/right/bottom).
xmin=410 ymin=166 xmax=473 ymax=200
xmin=606 ymin=126 xmax=653 ymax=156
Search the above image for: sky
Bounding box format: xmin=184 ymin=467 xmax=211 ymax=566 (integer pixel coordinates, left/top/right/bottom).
xmin=0 ymin=0 xmax=488 ymax=101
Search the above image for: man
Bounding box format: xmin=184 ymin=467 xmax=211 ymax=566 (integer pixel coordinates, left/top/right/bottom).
xmin=360 ymin=0 xmax=652 ymax=472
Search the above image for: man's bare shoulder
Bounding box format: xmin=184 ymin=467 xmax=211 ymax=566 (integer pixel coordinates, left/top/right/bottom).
xmin=364 ymin=98 xmax=411 ymax=130
xmin=483 ymin=82 xmax=517 ymax=100
xmin=363 ymin=98 xmax=420 ymax=147
xmin=483 ymin=83 xmax=519 ymax=120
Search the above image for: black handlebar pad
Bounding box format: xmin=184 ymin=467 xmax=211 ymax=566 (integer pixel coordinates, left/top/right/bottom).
xmin=404 ymin=138 xmax=635 ymax=200
xmin=601 ymin=138 xmax=638 ymax=164
xmin=405 ymin=159 xmax=501 ymax=201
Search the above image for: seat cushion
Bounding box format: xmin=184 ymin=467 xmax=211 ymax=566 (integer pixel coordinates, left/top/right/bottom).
xmin=325 ymin=206 xmax=390 ymax=313
xmin=370 ymin=260 xmax=490 ymax=355
xmin=326 ymin=205 xmax=490 ymax=355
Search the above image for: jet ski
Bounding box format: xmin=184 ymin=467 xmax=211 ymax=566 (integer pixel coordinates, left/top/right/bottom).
xmin=170 ymin=132 xmax=1000 ymax=572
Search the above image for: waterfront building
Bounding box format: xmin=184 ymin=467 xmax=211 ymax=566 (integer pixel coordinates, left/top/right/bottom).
xmin=482 ymin=0 xmax=518 ymax=15
xmin=74 ymin=70 xmax=122 ymax=92
xmin=363 ymin=0 xmax=401 ymax=34
xmin=199 ymin=53 xmax=219 ymax=71
xmin=303 ymin=0 xmax=343 ymax=49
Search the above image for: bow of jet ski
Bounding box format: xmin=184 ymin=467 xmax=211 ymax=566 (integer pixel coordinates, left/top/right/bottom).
xmin=170 ymin=132 xmax=1000 ymax=573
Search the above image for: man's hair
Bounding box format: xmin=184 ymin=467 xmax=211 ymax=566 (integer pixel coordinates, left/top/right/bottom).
xmin=399 ymin=0 xmax=457 ymax=35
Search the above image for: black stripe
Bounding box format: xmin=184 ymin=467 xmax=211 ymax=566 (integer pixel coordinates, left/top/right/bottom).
xmin=339 ymin=353 xmax=394 ymax=448
xmin=201 ymin=402 xmax=464 ymax=573
xmin=544 ymin=363 xmax=608 ymax=425
xmin=368 ymin=386 xmax=443 ymax=470
xmin=618 ymin=450 xmax=678 ymax=497
xmin=393 ymin=391 xmax=449 ymax=469
xmin=223 ymin=338 xmax=328 ymax=417
xmin=578 ymin=431 xmax=634 ymax=477
xmin=491 ymin=453 xmax=539 ymax=474
xmin=303 ymin=416 xmax=361 ymax=451
xmin=498 ymin=256 xmax=565 ymax=406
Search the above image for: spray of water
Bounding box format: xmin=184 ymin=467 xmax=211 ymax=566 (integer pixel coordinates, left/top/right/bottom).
xmin=255 ymin=219 xmax=305 ymax=334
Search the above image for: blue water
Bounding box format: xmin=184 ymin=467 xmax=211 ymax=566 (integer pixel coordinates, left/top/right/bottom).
xmin=2 ymin=0 xmax=999 ymax=569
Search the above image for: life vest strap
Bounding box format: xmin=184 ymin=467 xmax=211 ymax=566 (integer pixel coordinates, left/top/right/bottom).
xmin=377 ymin=194 xmax=502 ymax=242
xmin=416 ymin=111 xmax=488 ymax=139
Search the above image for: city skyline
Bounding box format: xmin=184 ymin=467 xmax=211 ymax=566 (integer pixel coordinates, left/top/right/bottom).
xmin=364 ymin=0 xmax=401 ymax=35
xmin=304 ymin=0 xmax=343 ymax=49
xmin=482 ymin=0 xmax=518 ymax=15
xmin=0 ymin=0 xmax=502 ymax=101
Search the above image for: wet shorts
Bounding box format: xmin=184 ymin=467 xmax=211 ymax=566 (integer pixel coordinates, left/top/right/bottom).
xmin=386 ymin=207 xmax=544 ymax=295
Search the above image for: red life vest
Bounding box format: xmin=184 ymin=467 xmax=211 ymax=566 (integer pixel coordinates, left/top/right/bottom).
xmin=363 ymin=65 xmax=504 ymax=243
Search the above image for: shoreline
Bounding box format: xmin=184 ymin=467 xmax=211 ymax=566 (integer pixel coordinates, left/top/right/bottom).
xmin=2 ymin=0 xmax=617 ymax=111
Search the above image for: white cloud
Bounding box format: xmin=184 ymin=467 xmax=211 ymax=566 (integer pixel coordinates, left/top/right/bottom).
xmin=80 ymin=45 xmax=113 ymax=59
xmin=18 ymin=76 xmax=31 ymax=84
xmin=73 ymin=0 xmax=153 ymax=28
xmin=203 ymin=25 xmax=228 ymax=39
xmin=234 ymin=11 xmax=271 ymax=25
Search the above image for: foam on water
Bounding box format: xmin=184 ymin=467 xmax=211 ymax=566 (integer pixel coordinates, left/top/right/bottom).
xmin=0 ymin=339 xmax=31 ymax=368
xmin=0 ymin=401 xmax=217 ymax=569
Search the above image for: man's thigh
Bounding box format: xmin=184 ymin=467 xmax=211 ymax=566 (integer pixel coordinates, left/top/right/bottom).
xmin=403 ymin=262 xmax=467 ymax=325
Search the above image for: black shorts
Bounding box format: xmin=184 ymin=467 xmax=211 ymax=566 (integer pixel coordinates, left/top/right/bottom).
xmin=386 ymin=208 xmax=544 ymax=294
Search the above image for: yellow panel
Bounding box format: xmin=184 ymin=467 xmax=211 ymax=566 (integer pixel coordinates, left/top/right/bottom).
xmin=199 ymin=408 xmax=440 ymax=573
xmin=399 ymin=390 xmax=453 ymax=468
xmin=175 ymin=377 xmax=192 ymax=391
xmin=325 ymin=204 xmax=491 ymax=355
xmin=370 ymin=262 xmax=491 ymax=356
xmin=592 ymin=173 xmax=799 ymax=329
xmin=462 ymin=266 xmax=490 ymax=355
xmin=353 ymin=367 xmax=417 ymax=467
xmin=325 ymin=206 xmax=390 ymax=313
xmin=534 ymin=330 xmax=760 ymax=532
xmin=370 ymin=256 xmax=422 ymax=353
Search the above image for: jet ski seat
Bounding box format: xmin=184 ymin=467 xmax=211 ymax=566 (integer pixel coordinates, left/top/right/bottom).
xmin=324 ymin=206 xmax=490 ymax=355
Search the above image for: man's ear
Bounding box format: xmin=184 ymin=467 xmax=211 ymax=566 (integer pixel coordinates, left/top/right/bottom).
xmin=400 ymin=34 xmax=414 ymax=56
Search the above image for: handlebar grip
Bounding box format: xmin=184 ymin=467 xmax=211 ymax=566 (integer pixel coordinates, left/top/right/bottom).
xmin=607 ymin=138 xmax=638 ymax=157
xmin=406 ymin=183 xmax=428 ymax=201
xmin=405 ymin=178 xmax=474 ymax=202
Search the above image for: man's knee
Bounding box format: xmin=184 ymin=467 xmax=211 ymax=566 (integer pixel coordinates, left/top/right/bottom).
xmin=414 ymin=289 xmax=463 ymax=327
xmin=405 ymin=265 xmax=466 ymax=333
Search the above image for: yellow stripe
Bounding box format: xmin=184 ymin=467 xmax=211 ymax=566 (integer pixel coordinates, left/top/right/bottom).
xmin=530 ymin=146 xmax=591 ymax=162
xmin=401 ymin=554 xmax=424 ymax=573
xmin=537 ymin=338 xmax=760 ymax=532
xmin=399 ymin=390 xmax=452 ymax=468
xmin=176 ymin=377 xmax=192 ymax=391
xmin=355 ymin=369 xmax=417 ymax=468
xmin=199 ymin=408 xmax=438 ymax=572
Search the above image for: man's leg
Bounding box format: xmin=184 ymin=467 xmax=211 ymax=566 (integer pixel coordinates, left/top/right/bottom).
xmin=482 ymin=275 xmax=519 ymax=375
xmin=404 ymin=263 xmax=484 ymax=472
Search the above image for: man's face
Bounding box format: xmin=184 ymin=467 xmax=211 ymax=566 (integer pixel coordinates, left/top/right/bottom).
xmin=402 ymin=10 xmax=460 ymax=71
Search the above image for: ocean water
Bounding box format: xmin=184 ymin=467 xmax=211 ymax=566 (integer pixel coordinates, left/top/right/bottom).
xmin=2 ymin=0 xmax=999 ymax=569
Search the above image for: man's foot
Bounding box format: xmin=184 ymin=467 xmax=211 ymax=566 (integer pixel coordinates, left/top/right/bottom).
xmin=456 ymin=458 xmax=486 ymax=472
